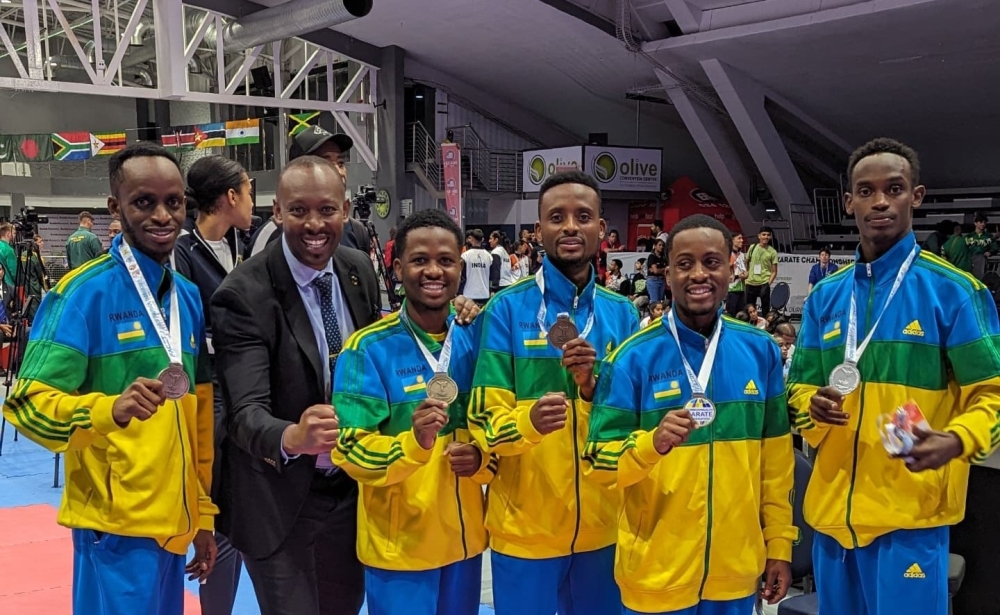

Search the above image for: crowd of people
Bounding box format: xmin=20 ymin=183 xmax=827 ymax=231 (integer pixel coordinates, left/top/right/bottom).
xmin=2 ymin=135 xmax=999 ymax=615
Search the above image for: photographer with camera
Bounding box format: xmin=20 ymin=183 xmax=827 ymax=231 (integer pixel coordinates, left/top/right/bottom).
xmin=247 ymin=127 xmax=371 ymax=258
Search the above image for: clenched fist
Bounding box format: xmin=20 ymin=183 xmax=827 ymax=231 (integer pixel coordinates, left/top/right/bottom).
xmin=112 ymin=377 xmax=167 ymax=427
xmin=412 ymin=399 xmax=449 ymax=450
xmin=529 ymin=393 xmax=568 ymax=435
xmin=283 ymin=404 xmax=340 ymax=456
xmin=653 ymin=409 xmax=696 ymax=454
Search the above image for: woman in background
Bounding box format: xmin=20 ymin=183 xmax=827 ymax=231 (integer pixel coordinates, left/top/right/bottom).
xmin=173 ymin=155 xmax=254 ymax=615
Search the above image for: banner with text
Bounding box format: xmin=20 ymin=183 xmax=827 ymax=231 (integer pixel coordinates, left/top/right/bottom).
xmin=584 ymin=146 xmax=661 ymax=192
xmin=522 ymin=146 xmax=584 ymax=191
xmin=774 ymin=253 xmax=855 ymax=315
xmin=442 ymin=143 xmax=463 ymax=226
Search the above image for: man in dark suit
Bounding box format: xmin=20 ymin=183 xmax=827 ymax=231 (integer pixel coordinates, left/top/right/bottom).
xmin=210 ymin=156 xmax=378 ymax=615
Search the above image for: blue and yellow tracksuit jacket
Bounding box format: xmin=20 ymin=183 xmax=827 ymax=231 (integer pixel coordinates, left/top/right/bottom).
xmin=469 ymin=258 xmax=640 ymax=559
xmin=788 ymin=232 xmax=1000 ymax=549
xmin=2 ymin=234 xmax=216 ymax=555
xmin=585 ymin=313 xmax=795 ymax=612
xmin=332 ymin=310 xmax=494 ymax=571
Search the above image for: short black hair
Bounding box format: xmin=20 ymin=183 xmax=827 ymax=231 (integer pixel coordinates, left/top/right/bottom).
xmin=185 ymin=155 xmax=247 ymax=215
xmin=819 ymin=246 xmax=831 ymax=256
xmin=847 ymin=137 xmax=921 ymax=187
xmin=395 ymin=208 xmax=463 ymax=259
xmin=537 ymin=170 xmax=601 ymax=216
xmin=664 ymin=214 xmax=733 ymax=256
xmin=974 ymin=212 xmax=989 ymax=223
xmin=109 ymin=142 xmax=180 ymax=195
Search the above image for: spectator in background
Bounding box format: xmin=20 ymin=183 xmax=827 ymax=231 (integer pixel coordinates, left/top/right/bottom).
xmin=773 ymin=322 xmax=797 ymax=381
xmin=966 ymin=212 xmax=994 ymax=258
xmin=645 ymin=238 xmax=667 ymax=304
xmin=746 ymin=303 xmax=767 ymax=329
xmin=922 ymin=220 xmax=953 ymax=256
xmin=65 ymin=211 xmax=103 ymax=270
xmin=488 ymin=230 xmax=517 ymax=291
xmin=745 ymin=226 xmax=778 ymax=314
xmin=383 ymin=227 xmax=396 ymax=271
xmin=651 ymin=220 xmax=669 ymax=245
xmin=460 ymin=229 xmax=493 ymax=306
xmin=640 ymin=300 xmax=667 ymax=328
xmin=726 ymin=233 xmax=747 ymax=316
xmin=626 ymin=258 xmax=648 ymax=311
xmin=605 ymin=258 xmax=624 ymax=292
xmin=108 ymin=219 xmax=122 ymax=244
xmin=597 ymin=229 xmax=624 ymax=282
xmin=942 ymin=222 xmax=972 ymax=272
xmin=0 ymin=223 xmax=17 ymax=287
xmin=807 ymin=247 xmax=839 ymax=294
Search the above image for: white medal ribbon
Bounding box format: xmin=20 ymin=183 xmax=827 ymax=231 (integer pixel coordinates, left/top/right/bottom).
xmin=535 ymin=266 xmax=596 ymax=340
xmin=120 ymin=242 xmax=182 ymax=367
xmin=667 ymin=310 xmax=722 ymax=398
xmin=844 ymin=247 xmax=916 ymax=366
xmin=400 ymin=306 xmax=455 ymax=375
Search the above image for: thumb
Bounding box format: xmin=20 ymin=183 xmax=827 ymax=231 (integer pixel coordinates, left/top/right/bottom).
xmin=911 ymin=425 xmax=931 ymax=441
xmin=443 ymin=442 xmax=461 ymax=455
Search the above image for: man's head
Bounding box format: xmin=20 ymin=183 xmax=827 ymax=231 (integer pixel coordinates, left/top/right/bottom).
xmin=652 ymin=220 xmax=663 ymax=234
xmin=467 ymin=228 xmax=484 ymax=248
xmin=108 ymin=219 xmax=122 ymax=241
xmin=274 ymin=156 xmax=345 ymax=271
xmin=819 ymin=247 xmax=831 ymax=264
xmin=0 ymin=223 xmax=11 ymax=242
xmin=732 ymin=233 xmax=744 ymax=251
xmin=33 ymin=234 xmax=43 ymax=250
xmin=535 ymin=170 xmax=605 ymax=272
xmin=106 ymin=142 xmax=186 ymax=264
xmin=610 ymin=258 xmax=622 ymax=274
xmin=607 ymin=229 xmax=619 ymax=245
xmin=665 ymin=214 xmax=733 ymax=325
xmin=635 ymin=258 xmax=645 ymax=272
xmin=289 ymin=126 xmax=353 ymax=181
xmin=757 ymin=226 xmax=773 ymax=247
xmin=79 ymin=211 xmax=94 ymax=229
xmin=975 ymin=212 xmax=988 ymax=234
xmin=845 ymin=138 xmax=925 ymax=258
xmin=393 ymin=209 xmax=464 ymax=313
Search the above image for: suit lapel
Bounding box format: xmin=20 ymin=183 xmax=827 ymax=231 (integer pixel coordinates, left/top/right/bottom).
xmin=267 ymin=241 xmax=324 ymax=390
xmin=333 ymin=250 xmax=371 ymax=329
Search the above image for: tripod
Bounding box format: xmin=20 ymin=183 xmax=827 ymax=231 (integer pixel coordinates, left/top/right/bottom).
xmin=358 ymin=211 xmax=401 ymax=312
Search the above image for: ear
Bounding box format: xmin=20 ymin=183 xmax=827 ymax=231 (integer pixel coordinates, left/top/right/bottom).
xmin=844 ymin=192 xmax=854 ymax=217
xmin=271 ymin=198 xmax=282 ymax=225
xmin=912 ymin=184 xmax=925 ymax=210
xmin=599 ymin=218 xmax=607 ymax=241
xmin=107 ymin=196 xmax=120 ymax=220
xmin=228 ymin=188 xmax=238 ymax=207
xmin=534 ymin=221 xmax=542 ymax=242
xmin=393 ymin=256 xmax=403 ymax=282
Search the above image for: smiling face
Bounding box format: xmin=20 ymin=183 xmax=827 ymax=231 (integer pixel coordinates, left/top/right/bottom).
xmin=273 ymin=162 xmax=345 ymax=270
xmin=845 ymin=152 xmax=924 ymax=260
xmin=667 ymin=227 xmax=731 ymax=329
xmin=107 ymin=156 xmax=186 ymax=264
xmin=536 ymin=182 xmax=605 ymax=272
xmin=395 ymin=226 xmax=462 ymax=312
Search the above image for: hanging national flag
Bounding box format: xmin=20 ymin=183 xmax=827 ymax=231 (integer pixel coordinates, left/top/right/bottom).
xmin=0 ymin=134 xmax=55 ymax=162
xmin=225 ymin=119 xmax=260 ymax=145
xmin=52 ymin=132 xmax=93 ymax=161
xmin=289 ymin=112 xmax=320 ymax=137
xmin=194 ymin=123 xmax=226 ymax=149
xmin=92 ymin=132 xmax=126 ymax=156
xmin=161 ymin=126 xmax=197 ymax=150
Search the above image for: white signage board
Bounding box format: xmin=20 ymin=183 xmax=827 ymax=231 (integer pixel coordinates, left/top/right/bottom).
xmin=584 ymin=146 xmax=661 ymax=192
xmin=522 ymin=146 xmax=583 ymax=190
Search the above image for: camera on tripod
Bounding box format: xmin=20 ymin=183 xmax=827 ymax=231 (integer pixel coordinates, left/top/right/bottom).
xmin=11 ymin=206 xmax=48 ymax=237
xmin=352 ymin=185 xmax=377 ymax=221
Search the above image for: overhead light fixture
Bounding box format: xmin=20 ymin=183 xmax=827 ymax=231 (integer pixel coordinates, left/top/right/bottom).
xmin=415 ymin=93 xmax=423 ymax=99
xmin=0 ymin=1 xmax=12 ymax=5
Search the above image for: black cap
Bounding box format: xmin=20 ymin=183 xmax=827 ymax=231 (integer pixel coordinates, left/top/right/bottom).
xmin=289 ymin=125 xmax=354 ymax=160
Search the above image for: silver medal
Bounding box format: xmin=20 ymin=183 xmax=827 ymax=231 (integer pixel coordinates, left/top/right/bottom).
xmin=829 ymin=362 xmax=861 ymax=396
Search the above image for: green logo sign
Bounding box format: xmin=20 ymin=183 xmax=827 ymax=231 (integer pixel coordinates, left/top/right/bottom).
xmin=529 ymin=155 xmax=546 ymax=185
xmin=375 ymin=189 xmax=391 ymax=219
xmin=593 ymin=152 xmax=617 ymax=183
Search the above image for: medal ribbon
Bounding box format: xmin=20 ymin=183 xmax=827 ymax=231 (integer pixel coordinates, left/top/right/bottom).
xmin=667 ymin=310 xmax=722 ymax=398
xmin=121 ymin=242 xmax=182 ymax=366
xmin=844 ymin=247 xmax=916 ymax=366
xmin=535 ymin=265 xmax=596 ymax=340
xmin=399 ymin=303 xmax=455 ymax=375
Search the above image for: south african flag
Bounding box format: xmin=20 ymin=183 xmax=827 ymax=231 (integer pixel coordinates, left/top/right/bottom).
xmin=52 ymin=132 xmax=93 ymax=161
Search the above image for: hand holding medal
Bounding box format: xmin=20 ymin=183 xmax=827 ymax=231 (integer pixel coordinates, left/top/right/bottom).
xmin=880 ymin=400 xmax=963 ymax=472
xmin=412 ymin=398 xmax=450 ymax=450
xmin=808 ymin=386 xmax=849 ymax=426
xmin=111 ymin=377 xmax=167 ymax=427
xmin=653 ymin=409 xmax=696 ymax=455
xmin=561 ymin=337 xmax=598 ymax=398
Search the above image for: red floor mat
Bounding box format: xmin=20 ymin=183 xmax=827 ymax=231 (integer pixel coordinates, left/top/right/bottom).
xmin=0 ymin=504 xmax=202 ymax=613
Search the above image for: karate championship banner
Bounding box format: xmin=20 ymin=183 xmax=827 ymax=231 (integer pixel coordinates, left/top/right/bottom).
xmin=442 ymin=143 xmax=462 ymax=226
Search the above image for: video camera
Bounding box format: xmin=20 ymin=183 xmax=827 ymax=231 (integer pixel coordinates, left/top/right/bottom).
xmin=11 ymin=205 xmax=48 ymax=236
xmin=352 ymin=184 xmax=377 ymax=221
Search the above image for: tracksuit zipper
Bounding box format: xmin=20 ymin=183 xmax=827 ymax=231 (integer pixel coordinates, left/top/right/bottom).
xmin=453 ymin=433 xmax=469 ymax=560
xmin=845 ymin=262 xmax=873 ymax=548
xmin=698 ymin=375 xmax=716 ymax=598
xmin=569 ymin=293 xmax=582 ymax=552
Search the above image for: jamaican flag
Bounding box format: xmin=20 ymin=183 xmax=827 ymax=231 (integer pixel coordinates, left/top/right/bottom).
xmin=289 ymin=112 xmax=321 ymax=137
